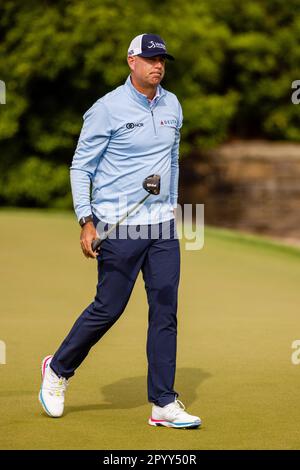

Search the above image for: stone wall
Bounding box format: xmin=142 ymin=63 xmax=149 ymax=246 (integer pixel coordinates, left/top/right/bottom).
xmin=180 ymin=140 xmax=300 ymax=242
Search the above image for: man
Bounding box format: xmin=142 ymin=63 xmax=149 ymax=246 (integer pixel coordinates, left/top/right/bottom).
xmin=39 ymin=33 xmax=201 ymax=429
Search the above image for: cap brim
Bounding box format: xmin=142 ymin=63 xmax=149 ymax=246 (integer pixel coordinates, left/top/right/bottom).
xmin=138 ymin=51 xmax=175 ymax=61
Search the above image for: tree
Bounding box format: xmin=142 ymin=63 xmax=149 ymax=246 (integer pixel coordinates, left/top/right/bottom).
xmin=0 ymin=0 xmax=299 ymax=207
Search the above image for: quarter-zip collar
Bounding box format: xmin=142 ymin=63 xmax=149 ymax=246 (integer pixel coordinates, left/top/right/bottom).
xmin=124 ymin=74 xmax=165 ymax=109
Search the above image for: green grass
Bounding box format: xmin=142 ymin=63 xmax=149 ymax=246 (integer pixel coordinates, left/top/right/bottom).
xmin=1 ymin=210 xmax=300 ymax=449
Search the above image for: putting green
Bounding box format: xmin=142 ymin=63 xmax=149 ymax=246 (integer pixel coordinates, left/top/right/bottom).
xmin=0 ymin=209 xmax=300 ymax=450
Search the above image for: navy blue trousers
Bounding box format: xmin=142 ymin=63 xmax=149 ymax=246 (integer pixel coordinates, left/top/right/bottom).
xmin=51 ymin=217 xmax=180 ymax=407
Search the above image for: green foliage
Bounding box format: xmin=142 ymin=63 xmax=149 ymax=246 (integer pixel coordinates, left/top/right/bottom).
xmin=0 ymin=157 xmax=72 ymax=208
xmin=0 ymin=0 xmax=299 ymax=208
xmin=211 ymin=0 xmax=300 ymax=138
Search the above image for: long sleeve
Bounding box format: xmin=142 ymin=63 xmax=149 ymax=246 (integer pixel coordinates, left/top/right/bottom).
xmin=170 ymin=101 xmax=183 ymax=208
xmin=70 ymin=101 xmax=111 ymax=221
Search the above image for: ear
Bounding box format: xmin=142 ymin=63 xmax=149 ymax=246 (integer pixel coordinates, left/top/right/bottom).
xmin=127 ymin=56 xmax=136 ymax=72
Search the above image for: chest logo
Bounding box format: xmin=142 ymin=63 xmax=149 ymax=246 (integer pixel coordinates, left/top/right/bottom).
xmin=126 ymin=122 xmax=144 ymax=129
xmin=160 ymin=119 xmax=177 ymax=126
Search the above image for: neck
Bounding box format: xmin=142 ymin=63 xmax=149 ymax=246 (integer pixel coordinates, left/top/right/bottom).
xmin=130 ymin=75 xmax=157 ymax=100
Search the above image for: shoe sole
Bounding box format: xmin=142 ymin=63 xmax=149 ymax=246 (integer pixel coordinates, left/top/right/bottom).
xmin=39 ymin=355 xmax=61 ymax=418
xmin=148 ymin=418 xmax=201 ymax=429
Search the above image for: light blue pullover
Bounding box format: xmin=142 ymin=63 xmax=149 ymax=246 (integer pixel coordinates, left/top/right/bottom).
xmin=70 ymin=75 xmax=183 ymax=225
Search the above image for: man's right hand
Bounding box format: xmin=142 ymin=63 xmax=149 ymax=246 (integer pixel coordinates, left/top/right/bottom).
xmin=80 ymin=222 xmax=97 ymax=259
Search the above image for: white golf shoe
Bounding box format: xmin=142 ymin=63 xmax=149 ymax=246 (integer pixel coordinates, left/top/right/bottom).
xmin=39 ymin=355 xmax=68 ymax=418
xmin=148 ymin=399 xmax=201 ymax=429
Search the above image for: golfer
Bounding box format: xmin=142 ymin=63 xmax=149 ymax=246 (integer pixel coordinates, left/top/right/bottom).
xmin=39 ymin=33 xmax=201 ymax=429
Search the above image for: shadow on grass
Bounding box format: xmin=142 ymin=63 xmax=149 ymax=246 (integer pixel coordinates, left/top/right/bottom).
xmin=65 ymin=367 xmax=211 ymax=415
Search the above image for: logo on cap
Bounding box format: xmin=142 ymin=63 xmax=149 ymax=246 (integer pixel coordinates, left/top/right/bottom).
xmin=147 ymin=41 xmax=166 ymax=50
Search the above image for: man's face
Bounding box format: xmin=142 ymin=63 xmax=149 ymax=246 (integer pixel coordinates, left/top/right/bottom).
xmin=127 ymin=55 xmax=166 ymax=87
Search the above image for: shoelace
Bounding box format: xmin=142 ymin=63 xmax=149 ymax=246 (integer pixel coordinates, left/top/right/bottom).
xmin=175 ymin=399 xmax=185 ymax=410
xmin=165 ymin=399 xmax=187 ymax=419
xmin=47 ymin=371 xmax=68 ymax=397
xmin=52 ymin=378 xmax=68 ymax=397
